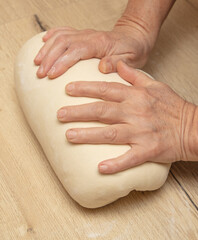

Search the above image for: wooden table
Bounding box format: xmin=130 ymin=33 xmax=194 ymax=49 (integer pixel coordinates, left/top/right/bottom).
xmin=0 ymin=0 xmax=197 ymax=239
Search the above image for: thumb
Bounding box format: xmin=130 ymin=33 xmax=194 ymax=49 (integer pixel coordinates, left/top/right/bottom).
xmin=117 ymin=61 xmax=154 ymax=87
xmin=98 ymin=147 xmax=146 ymax=174
xmin=99 ymin=54 xmax=132 ymax=74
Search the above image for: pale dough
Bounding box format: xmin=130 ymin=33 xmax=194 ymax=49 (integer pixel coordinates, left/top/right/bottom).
xmin=14 ymin=32 xmax=171 ymax=208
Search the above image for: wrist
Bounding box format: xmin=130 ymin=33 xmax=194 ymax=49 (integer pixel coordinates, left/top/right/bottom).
xmin=180 ymin=102 xmax=198 ymax=161
xmin=113 ymin=15 xmax=159 ymax=53
xmin=114 ymin=0 xmax=176 ymax=53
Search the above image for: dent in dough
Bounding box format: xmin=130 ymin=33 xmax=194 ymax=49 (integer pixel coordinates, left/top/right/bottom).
xmin=14 ymin=32 xmax=171 ymax=208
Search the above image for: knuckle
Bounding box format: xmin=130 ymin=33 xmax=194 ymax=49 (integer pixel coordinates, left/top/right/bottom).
xmin=94 ymin=102 xmax=107 ymax=118
xmin=98 ymin=81 xmax=109 ymax=96
xmin=103 ymin=127 xmax=117 ymax=141
xmin=55 ymin=35 xmax=67 ymax=43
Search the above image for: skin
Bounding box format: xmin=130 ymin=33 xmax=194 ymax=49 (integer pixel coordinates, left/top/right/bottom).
xmin=34 ymin=0 xmax=176 ymax=78
xmin=34 ymin=26 xmax=153 ymax=79
xmin=56 ymin=61 xmax=198 ymax=174
xmin=34 ymin=0 xmax=198 ymax=174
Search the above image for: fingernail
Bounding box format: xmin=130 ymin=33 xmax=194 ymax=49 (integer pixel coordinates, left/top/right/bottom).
xmin=66 ymin=83 xmax=75 ymax=92
xmin=67 ymin=130 xmax=77 ymax=138
xmin=99 ymin=164 xmax=108 ymax=172
xmin=57 ymin=109 xmax=67 ymax=118
xmin=104 ymin=62 xmax=112 ymax=73
xmin=47 ymin=66 xmax=56 ymax=76
xmin=37 ymin=65 xmax=44 ymax=74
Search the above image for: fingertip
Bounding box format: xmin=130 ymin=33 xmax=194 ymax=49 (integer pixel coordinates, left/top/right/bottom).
xmin=34 ymin=57 xmax=43 ymax=66
xmin=35 ymin=51 xmax=42 ymax=60
xmin=56 ymin=108 xmax=61 ymax=118
xmin=36 ymin=71 xmax=41 ymax=78
xmin=65 ymin=82 xmax=75 ymax=93
xmin=57 ymin=108 xmax=67 ymax=121
xmin=98 ymin=161 xmax=117 ymax=174
xmin=42 ymin=37 xmax=47 ymax=42
xmin=42 ymin=33 xmax=49 ymax=42
xmin=98 ymin=164 xmax=110 ymax=174
xmin=47 ymin=72 xmax=60 ymax=80
xmin=99 ymin=59 xmax=114 ymax=74
xmin=34 ymin=58 xmax=39 ymax=66
xmin=47 ymin=75 xmax=55 ymax=80
xmin=47 ymin=66 xmax=56 ymax=79
xmin=36 ymin=67 xmax=46 ymax=79
xmin=36 ymin=73 xmax=45 ymax=79
xmin=47 ymin=72 xmax=61 ymax=80
xmin=66 ymin=129 xmax=78 ymax=140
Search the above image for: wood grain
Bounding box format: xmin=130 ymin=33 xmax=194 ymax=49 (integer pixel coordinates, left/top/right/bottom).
xmin=0 ymin=0 xmax=197 ymax=239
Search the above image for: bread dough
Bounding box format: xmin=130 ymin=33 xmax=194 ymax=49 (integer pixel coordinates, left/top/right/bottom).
xmin=14 ymin=32 xmax=171 ymax=208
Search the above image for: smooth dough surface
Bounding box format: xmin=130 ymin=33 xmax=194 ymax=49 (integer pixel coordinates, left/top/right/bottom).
xmin=15 ymin=32 xmax=171 ymax=208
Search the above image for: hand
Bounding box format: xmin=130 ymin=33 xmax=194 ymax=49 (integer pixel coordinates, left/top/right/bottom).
xmin=57 ymin=61 xmax=196 ymax=174
xmin=34 ymin=21 xmax=155 ymax=79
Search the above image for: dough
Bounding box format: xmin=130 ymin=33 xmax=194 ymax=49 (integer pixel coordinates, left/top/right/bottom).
xmin=14 ymin=32 xmax=171 ymax=208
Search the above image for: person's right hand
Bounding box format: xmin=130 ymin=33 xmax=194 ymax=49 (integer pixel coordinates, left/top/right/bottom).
xmin=56 ymin=61 xmax=198 ymax=173
xmin=34 ymin=19 xmax=158 ymax=79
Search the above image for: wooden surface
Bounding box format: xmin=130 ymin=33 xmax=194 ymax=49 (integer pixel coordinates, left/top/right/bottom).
xmin=0 ymin=0 xmax=197 ymax=239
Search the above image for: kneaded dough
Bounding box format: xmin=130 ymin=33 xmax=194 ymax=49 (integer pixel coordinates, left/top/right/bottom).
xmin=14 ymin=32 xmax=171 ymax=208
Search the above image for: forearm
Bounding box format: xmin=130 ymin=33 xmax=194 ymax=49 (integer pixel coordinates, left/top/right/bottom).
xmin=114 ymin=0 xmax=176 ymax=49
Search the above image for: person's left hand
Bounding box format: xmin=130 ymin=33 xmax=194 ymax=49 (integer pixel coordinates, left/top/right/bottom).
xmin=56 ymin=61 xmax=190 ymax=174
xmin=34 ymin=23 xmax=155 ymax=79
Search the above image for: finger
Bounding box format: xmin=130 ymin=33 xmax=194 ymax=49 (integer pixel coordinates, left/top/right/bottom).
xmin=66 ymin=124 xmax=133 ymax=144
xmin=43 ymin=26 xmax=75 ymax=41
xmin=117 ymin=61 xmax=154 ymax=87
xmin=57 ymin=101 xmax=125 ymax=124
xmin=36 ymin=37 xmax=70 ymax=78
xmin=47 ymin=41 xmax=96 ymax=79
xmin=99 ymin=53 xmax=137 ymax=74
xmin=99 ymin=52 xmax=147 ymax=74
xmin=65 ymin=81 xmax=132 ymax=102
xmin=98 ymin=147 xmax=146 ymax=174
xmin=35 ymin=29 xmax=78 ymax=67
xmin=34 ymin=31 xmax=69 ymax=66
